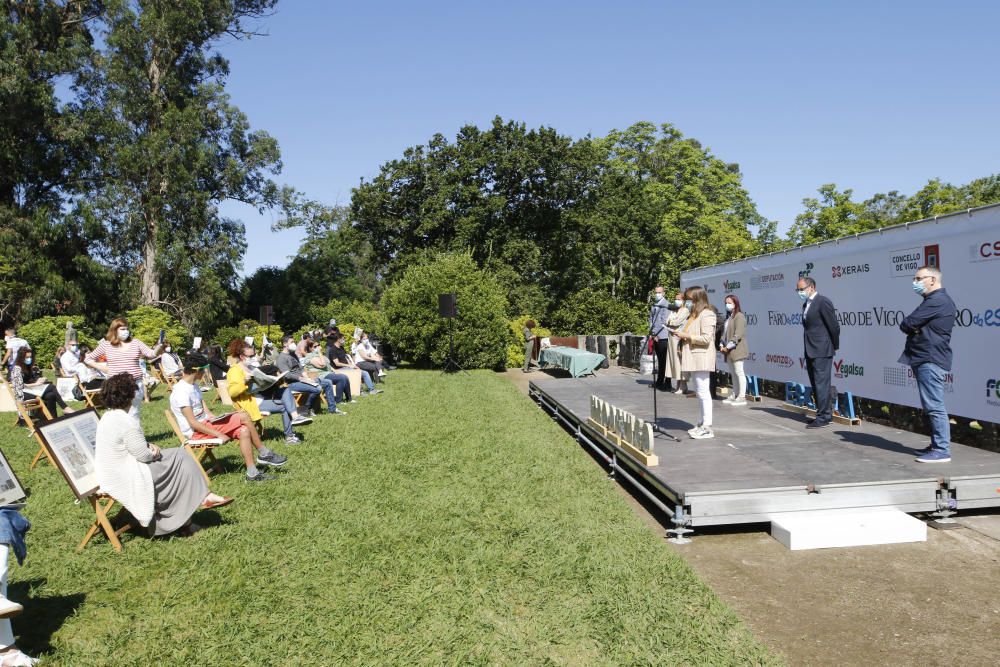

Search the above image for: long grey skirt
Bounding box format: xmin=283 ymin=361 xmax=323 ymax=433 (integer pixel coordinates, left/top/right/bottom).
xmin=147 ymin=448 xmax=208 ymax=536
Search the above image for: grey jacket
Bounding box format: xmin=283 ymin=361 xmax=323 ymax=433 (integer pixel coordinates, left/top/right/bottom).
xmin=649 ymin=298 xmax=669 ymax=338
xmin=276 ymin=350 xmax=306 ymax=382
xmin=722 ymin=312 xmax=749 ymax=362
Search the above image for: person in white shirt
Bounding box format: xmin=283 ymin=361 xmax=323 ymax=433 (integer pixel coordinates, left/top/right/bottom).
xmin=353 ymin=330 xmax=386 ymax=381
xmin=159 ymin=341 xmax=182 ymax=378
xmin=169 ymin=353 xmax=287 ymax=482
xmin=60 ymin=343 xmax=105 ymax=389
xmin=1 ymin=329 xmax=28 ymax=375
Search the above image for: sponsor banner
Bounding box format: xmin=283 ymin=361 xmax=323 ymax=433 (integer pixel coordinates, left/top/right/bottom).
xmin=681 ymin=204 xmax=1000 ymax=423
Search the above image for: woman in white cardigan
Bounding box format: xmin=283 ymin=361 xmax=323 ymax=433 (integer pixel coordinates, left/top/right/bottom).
xmin=95 ymin=373 xmax=232 ymax=536
xmin=671 ymin=286 xmax=717 ymax=440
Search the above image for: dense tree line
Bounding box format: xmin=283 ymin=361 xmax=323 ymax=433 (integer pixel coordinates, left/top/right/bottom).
xmin=3 ymin=3 xmax=998 ymax=344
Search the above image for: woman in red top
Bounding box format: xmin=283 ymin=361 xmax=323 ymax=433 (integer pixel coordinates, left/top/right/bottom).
xmin=85 ymin=317 xmax=163 ymax=421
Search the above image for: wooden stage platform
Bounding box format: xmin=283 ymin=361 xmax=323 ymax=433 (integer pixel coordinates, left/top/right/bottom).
xmin=529 ymin=372 xmax=1000 ymax=530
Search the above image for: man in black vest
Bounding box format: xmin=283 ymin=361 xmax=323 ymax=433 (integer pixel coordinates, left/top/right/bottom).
xmin=797 ymin=276 xmax=840 ymax=428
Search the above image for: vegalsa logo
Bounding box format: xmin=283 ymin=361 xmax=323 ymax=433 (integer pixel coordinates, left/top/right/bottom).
xmin=971 ymin=240 xmax=1000 ymax=263
xmin=702 ymin=283 xmax=716 ymax=294
xmin=723 ymin=279 xmax=741 ymax=290
xmin=833 ymin=359 xmax=864 ymax=379
xmin=798 ymin=262 xmax=814 ymax=278
xmin=765 ymin=353 xmax=795 ymax=368
xmin=831 ymin=263 xmax=870 ymax=278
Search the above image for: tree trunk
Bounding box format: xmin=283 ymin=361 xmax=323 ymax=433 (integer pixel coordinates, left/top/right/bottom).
xmin=141 ymin=222 xmax=159 ymax=304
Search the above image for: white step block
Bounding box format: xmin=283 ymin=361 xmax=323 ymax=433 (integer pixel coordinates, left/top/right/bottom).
xmin=770 ymin=509 xmax=927 ymax=550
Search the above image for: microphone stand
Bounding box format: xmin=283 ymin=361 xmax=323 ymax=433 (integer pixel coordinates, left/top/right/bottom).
xmin=648 ymin=303 xmax=681 ymax=443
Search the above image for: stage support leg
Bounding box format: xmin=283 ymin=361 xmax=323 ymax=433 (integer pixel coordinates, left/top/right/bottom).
xmin=930 ymin=486 xmax=958 ymax=526
xmin=667 ymin=503 xmax=693 ymax=544
xmin=608 ymin=452 xmax=617 ymax=481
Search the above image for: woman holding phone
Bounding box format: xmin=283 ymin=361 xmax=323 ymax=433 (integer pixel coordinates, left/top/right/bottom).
xmin=85 ymin=318 xmax=163 ymax=422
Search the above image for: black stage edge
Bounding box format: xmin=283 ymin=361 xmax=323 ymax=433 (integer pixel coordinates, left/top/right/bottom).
xmin=529 ymin=373 xmax=1000 ymax=531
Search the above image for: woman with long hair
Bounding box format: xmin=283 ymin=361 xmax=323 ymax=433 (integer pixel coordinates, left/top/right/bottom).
xmin=84 ymin=317 xmax=163 ymax=421
xmin=671 ymin=286 xmax=717 ymax=439
xmin=9 ymin=347 xmax=72 ymax=420
xmin=719 ymin=294 xmax=749 ymax=407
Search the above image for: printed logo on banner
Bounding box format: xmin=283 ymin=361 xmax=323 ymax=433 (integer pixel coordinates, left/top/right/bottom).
xmin=744 ymin=312 xmax=758 ymax=326
xmin=889 ymin=244 xmax=940 ymax=276
xmin=798 ymin=262 xmax=814 ymax=278
xmin=765 ymin=354 xmax=795 ymax=368
xmin=751 ymin=272 xmax=784 ymax=290
xmin=970 ymin=240 xmax=1000 ymax=263
xmin=723 ymin=279 xmax=741 ymax=290
xmin=831 ymin=263 xmax=870 ymax=278
xmin=988 ymin=379 xmax=1000 ymax=407
xmin=833 ymin=359 xmax=864 ymax=379
xmin=702 ymin=284 xmax=717 ymax=294
xmin=954 ymin=306 xmax=1000 ymax=328
xmin=883 ymin=365 xmax=954 ymax=393
xmin=767 ymin=311 xmax=802 ymax=326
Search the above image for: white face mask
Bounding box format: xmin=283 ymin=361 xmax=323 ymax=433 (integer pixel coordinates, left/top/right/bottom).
xmin=70 ymin=344 xmax=78 ymax=352
xmin=247 ymin=356 xmax=260 ymax=369
xmin=118 ymin=328 xmax=130 ymax=341
xmin=287 ymin=343 xmax=296 ymax=352
xmin=164 ymin=346 xmax=171 ymax=353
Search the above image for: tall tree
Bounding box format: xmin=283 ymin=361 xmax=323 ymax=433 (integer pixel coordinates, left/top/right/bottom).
xmin=76 ymin=0 xmax=297 ymax=330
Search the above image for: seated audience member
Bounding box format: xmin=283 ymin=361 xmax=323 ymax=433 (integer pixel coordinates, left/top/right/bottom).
xmin=226 ymin=339 xmax=311 ymax=445
xmin=205 ymin=344 xmax=229 ymax=383
xmin=277 ymin=336 xmax=345 ymax=416
xmin=331 ymin=334 xmax=381 ymax=395
xmin=159 ymin=341 xmax=183 ymax=379
xmin=353 ymin=330 xmax=385 ymax=382
xmin=96 ymin=373 xmax=232 ymax=537
xmin=0 ymin=507 xmax=36 ymax=666
xmin=324 ymin=323 xmax=341 ymax=363
xmin=9 ymin=348 xmax=73 ymax=420
xmin=169 ymin=353 xmax=287 ymax=483
xmin=1 ymin=329 xmax=28 ymax=376
xmin=296 ymin=332 xmax=312 ymax=357
xmin=60 ymin=342 xmax=105 ymax=389
xmin=302 ymin=340 xmax=351 ymax=404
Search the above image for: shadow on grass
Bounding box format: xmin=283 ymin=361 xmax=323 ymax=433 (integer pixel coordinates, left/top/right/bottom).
xmin=9 ymin=579 xmax=85 ymax=654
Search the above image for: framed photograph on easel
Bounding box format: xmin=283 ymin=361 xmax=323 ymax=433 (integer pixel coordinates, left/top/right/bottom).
xmin=0 ymin=447 xmax=27 ymax=508
xmin=36 ymin=408 xmax=101 ymax=500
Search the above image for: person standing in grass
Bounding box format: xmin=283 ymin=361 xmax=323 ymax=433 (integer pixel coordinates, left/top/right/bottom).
xmin=96 ymin=373 xmax=233 ymax=538
xmin=171 ymin=353 xmax=287 ymax=483
xmin=719 ymin=294 xmax=749 ymax=407
xmin=523 ymin=320 xmax=538 ymax=372
xmin=84 ymin=317 xmax=163 ymax=422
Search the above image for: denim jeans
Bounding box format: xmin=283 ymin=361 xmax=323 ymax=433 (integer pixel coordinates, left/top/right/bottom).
xmin=316 ymin=376 xmax=344 ymax=412
xmin=359 ymin=369 xmax=374 ymax=391
xmin=913 ymin=362 xmax=950 ymax=453
xmin=321 ymin=372 xmax=350 ymax=403
xmin=286 ymin=381 xmax=321 ymax=412
xmin=257 ymin=398 xmax=292 ymax=437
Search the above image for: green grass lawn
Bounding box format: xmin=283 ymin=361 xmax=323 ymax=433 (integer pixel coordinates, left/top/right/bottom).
xmin=4 ymin=370 xmax=777 ymax=665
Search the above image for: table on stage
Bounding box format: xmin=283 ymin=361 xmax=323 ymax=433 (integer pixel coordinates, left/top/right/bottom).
xmin=537 ymin=346 xmax=606 ymax=378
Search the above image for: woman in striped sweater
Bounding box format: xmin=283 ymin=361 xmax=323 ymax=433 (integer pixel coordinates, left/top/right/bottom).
xmin=85 ymin=317 xmax=163 ymax=421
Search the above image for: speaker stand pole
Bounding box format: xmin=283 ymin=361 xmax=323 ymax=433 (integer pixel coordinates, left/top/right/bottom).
xmin=442 ymin=316 xmax=467 ymax=374
xmin=649 ymin=334 xmax=680 ymax=442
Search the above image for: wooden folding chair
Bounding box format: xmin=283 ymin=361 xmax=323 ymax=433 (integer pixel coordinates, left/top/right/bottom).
xmin=214 ymin=378 xmax=234 ymax=407
xmin=6 ymin=387 xmax=58 ymax=470
xmin=74 ymin=375 xmax=104 ymax=411
xmin=77 ymin=492 xmax=133 ymax=553
xmin=163 ymin=409 xmax=224 ymax=484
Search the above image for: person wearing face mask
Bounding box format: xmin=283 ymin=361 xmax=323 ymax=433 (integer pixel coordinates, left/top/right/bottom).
xmin=9 ymin=347 xmax=73 ymax=420
xmin=60 ymin=342 xmax=105 ymax=389
xmin=796 ymin=276 xmax=840 ymax=429
xmin=670 ymin=294 xmax=693 ymax=394
xmin=1 ymin=329 xmax=29 ymax=376
xmin=353 ymin=330 xmax=385 ymax=382
xmin=899 ymin=266 xmax=956 ymax=463
xmin=226 ymin=339 xmax=309 ymax=445
xmin=719 ymin=294 xmax=749 ymax=407
xmin=648 ymin=286 xmax=672 ymax=390
xmin=84 ymin=317 xmax=164 ymax=422
xmin=670 ymin=286 xmax=717 ymax=439
xmin=276 ymin=335 xmax=325 ymax=416
xmin=159 ymin=341 xmax=183 ymax=379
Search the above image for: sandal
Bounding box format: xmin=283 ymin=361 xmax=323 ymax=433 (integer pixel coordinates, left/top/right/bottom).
xmin=0 ymin=649 xmax=38 ymax=666
xmin=200 ymin=496 xmax=234 ymax=511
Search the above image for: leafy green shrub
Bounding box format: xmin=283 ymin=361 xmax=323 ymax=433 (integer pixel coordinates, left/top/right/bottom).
xmin=547 ymin=288 xmax=646 ymax=336
xmin=382 ymin=253 xmax=509 ymax=369
xmin=506 ymin=315 xmax=552 ymax=368
xmin=17 ymin=316 xmax=99 ymax=367
xmin=213 ymin=319 xmax=285 ymax=352
xmin=308 ymin=299 xmax=388 ymax=337
xmin=123 ymin=306 xmax=190 ymax=351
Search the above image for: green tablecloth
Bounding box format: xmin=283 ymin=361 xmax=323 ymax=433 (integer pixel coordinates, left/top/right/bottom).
xmin=538 ymin=346 xmax=606 ymax=378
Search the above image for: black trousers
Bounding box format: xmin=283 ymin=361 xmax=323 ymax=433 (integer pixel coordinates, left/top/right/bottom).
xmin=653 ymin=338 xmax=670 ymax=388
xmin=37 ymin=384 xmax=67 ymax=419
xmin=805 ymin=355 xmax=835 ymax=423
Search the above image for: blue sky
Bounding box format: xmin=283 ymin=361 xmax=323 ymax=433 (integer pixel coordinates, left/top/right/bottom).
xmin=217 ymin=1 xmax=1000 ymax=275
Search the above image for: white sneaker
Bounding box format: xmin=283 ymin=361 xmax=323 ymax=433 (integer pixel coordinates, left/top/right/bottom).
xmin=690 ymin=426 xmax=715 ymax=440
xmin=673 ymin=388 xmax=685 ymax=395
xmin=722 ymin=396 xmax=735 ymax=404
xmin=686 ymin=424 xmax=703 ymax=437
xmin=730 ymin=398 xmax=747 ymax=407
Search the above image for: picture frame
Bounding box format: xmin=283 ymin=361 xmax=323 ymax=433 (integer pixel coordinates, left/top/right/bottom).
xmin=36 ymin=408 xmax=101 ymax=500
xmin=0 ymin=447 xmax=27 ymax=507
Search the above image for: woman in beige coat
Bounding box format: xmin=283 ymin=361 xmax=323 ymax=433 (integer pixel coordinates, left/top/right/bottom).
xmin=671 ymin=286 xmax=717 ymax=439
xmin=719 ymin=293 xmax=749 ymax=406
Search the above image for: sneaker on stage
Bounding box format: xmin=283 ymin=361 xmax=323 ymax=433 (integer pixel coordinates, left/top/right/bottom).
xmin=690 ymin=426 xmax=714 ymax=440
xmin=686 ymin=424 xmax=703 ymax=437
xmin=805 ymin=420 xmax=829 ymax=429
xmin=722 ymin=396 xmax=735 ymax=404
xmin=730 ymin=398 xmax=747 ymax=407
xmin=916 ymin=450 xmax=951 ymax=463
xmin=913 ymin=445 xmax=933 ymax=455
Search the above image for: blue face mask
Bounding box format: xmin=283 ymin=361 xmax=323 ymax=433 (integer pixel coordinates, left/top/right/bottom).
xmin=797 ymin=290 xmax=809 ymax=301
xmin=674 ymin=299 xmax=683 ymax=308
xmin=725 ymin=303 xmax=735 ymax=312
xmin=912 ymin=280 xmax=927 ymax=295
xmin=684 ymin=300 xmax=693 ymax=309
xmin=24 ymin=357 xmax=32 ymax=366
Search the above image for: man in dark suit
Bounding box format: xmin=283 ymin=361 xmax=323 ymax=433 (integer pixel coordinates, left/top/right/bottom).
xmin=797 ymin=276 xmax=840 ymax=428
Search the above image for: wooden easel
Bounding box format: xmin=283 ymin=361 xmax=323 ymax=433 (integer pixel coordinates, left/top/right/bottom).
xmin=77 ymin=492 xmax=132 ymax=553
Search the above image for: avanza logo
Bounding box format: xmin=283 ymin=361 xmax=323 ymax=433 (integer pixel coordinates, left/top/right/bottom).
xmin=831 ymin=263 xmax=870 ymax=278
xmin=723 ymin=279 xmax=741 ymax=290
xmin=765 ymin=353 xmax=795 ymax=368
xmin=833 ymin=359 xmax=864 ymax=379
